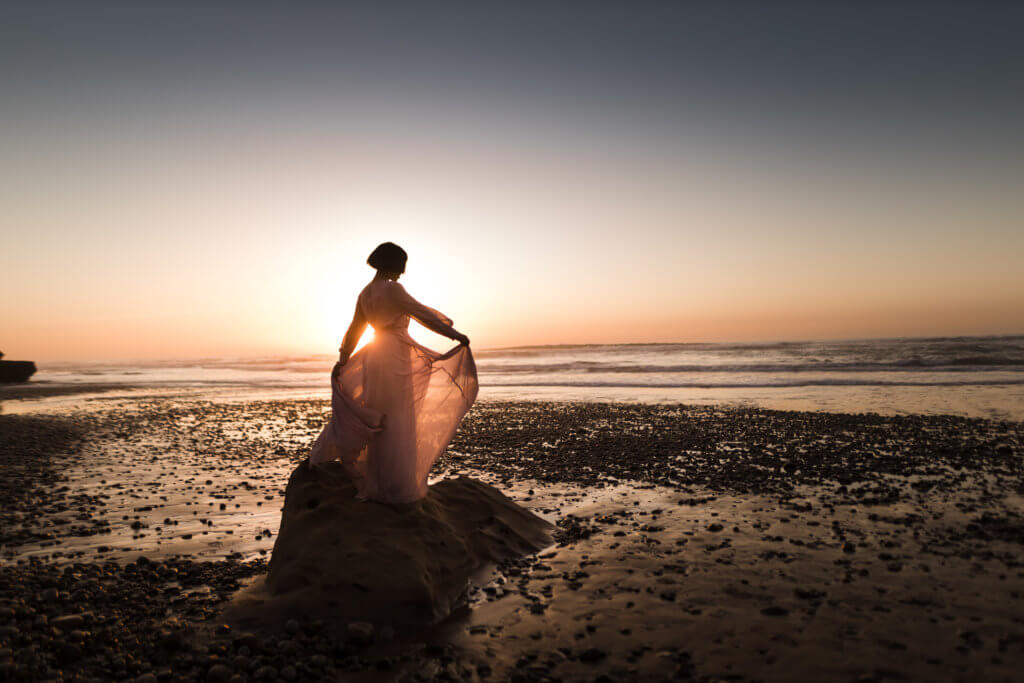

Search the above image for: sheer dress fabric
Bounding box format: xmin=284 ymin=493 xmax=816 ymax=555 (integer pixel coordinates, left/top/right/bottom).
xmin=309 ymin=280 xmax=478 ymax=504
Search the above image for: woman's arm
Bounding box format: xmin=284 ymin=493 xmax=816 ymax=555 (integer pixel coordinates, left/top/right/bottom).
xmin=337 ymin=303 xmax=368 ymax=364
xmin=393 ymin=283 xmax=469 ymax=345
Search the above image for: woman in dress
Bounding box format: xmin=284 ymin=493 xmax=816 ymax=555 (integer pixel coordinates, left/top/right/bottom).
xmin=309 ymin=242 xmax=478 ymax=504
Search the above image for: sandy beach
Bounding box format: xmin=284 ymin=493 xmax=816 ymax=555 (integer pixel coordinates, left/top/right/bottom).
xmin=1 ymin=396 xmax=1023 ymax=681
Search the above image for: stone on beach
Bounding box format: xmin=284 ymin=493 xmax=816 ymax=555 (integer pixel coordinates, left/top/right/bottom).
xmin=225 ymin=460 xmax=553 ymax=630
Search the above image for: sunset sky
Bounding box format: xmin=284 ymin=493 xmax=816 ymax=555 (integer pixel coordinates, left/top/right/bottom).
xmin=3 ymin=2 xmax=1023 ymax=361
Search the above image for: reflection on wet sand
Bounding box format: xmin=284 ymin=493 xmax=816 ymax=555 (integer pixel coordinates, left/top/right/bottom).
xmin=0 ymin=396 xmax=1022 ymax=681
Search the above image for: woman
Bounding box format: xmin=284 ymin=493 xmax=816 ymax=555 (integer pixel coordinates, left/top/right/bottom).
xmin=309 ymin=242 xmax=478 ymax=504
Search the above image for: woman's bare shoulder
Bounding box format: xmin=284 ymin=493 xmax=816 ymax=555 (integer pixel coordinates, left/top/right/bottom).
xmin=379 ymin=280 xmax=410 ymax=297
xmin=356 ymin=280 xmax=379 ymax=304
xmin=359 ymin=279 xmax=405 ymax=304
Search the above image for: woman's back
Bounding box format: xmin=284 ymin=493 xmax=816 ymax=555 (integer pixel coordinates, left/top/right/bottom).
xmin=358 ymin=279 xmax=459 ymax=339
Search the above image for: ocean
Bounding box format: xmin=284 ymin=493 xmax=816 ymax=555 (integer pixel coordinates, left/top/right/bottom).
xmin=11 ymin=336 xmax=1024 ymax=420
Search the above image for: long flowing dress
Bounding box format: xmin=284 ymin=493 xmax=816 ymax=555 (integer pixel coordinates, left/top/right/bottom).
xmin=309 ymin=279 xmax=478 ymax=504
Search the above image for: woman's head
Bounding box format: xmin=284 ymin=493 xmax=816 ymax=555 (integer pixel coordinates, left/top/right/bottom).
xmin=367 ymin=242 xmax=407 ymax=279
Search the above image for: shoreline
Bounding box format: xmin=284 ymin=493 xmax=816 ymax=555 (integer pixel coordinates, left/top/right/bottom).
xmin=1 ymin=399 xmax=1022 ymax=680
xmin=6 ymin=370 xmax=1024 ymax=422
xmin=6 ymin=385 xmax=1024 ymax=424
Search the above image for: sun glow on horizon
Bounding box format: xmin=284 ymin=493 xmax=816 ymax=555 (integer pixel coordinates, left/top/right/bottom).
xmin=2 ymin=4 xmax=1023 ymax=362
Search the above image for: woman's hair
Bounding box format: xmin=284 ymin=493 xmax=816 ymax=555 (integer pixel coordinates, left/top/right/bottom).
xmin=367 ymin=242 xmax=408 ymax=274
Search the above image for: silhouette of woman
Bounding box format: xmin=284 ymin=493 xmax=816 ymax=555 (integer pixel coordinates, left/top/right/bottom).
xmin=309 ymin=242 xmax=478 ymax=503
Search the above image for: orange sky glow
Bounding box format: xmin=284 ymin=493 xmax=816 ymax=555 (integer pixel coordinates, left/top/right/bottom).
xmin=3 ymin=5 xmax=1023 ymax=361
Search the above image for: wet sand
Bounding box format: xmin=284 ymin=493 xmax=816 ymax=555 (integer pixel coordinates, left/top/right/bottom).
xmin=1 ymin=398 xmax=1022 ymax=681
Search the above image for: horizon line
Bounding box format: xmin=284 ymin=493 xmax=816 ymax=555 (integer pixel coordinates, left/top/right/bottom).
xmin=23 ymin=332 xmax=1024 ymax=365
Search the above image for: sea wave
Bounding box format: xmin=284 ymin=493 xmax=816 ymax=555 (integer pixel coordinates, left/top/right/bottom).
xmin=485 ymin=379 xmax=1024 ymax=388
xmin=478 ymin=359 xmax=1024 ymax=374
xmin=472 ymin=335 xmax=1024 ymax=358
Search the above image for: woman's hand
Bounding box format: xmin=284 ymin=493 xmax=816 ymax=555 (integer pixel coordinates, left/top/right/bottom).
xmin=331 ymin=348 xmax=352 ymax=383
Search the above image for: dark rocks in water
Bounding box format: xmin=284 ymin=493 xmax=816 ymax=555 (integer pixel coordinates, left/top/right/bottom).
xmin=225 ymin=460 xmax=553 ymax=631
xmin=0 ymin=359 xmax=36 ymax=383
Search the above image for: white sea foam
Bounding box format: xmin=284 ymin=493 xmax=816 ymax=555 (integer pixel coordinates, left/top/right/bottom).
xmin=17 ymin=336 xmax=1024 ymax=420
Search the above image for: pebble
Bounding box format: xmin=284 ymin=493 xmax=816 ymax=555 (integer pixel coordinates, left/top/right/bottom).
xmin=51 ymin=614 xmax=86 ymax=631
xmin=254 ymin=664 xmax=278 ymax=680
xmin=206 ymin=663 xmax=232 ymax=683
xmin=761 ymin=606 xmax=789 ymax=617
xmin=235 ymin=632 xmax=263 ymax=651
xmin=347 ymin=621 xmax=374 ymax=641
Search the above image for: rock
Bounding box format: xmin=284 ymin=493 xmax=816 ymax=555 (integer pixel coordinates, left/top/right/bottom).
xmin=995 ymin=443 xmax=1014 ymax=456
xmin=285 ymin=618 xmax=299 ymax=634
xmin=51 ymin=614 xmax=86 ymax=631
xmin=842 ymin=541 xmax=856 ymax=553
xmin=234 ymin=632 xmax=262 ymax=651
xmin=761 ymin=605 xmax=789 ymax=616
xmin=280 ymin=665 xmax=297 ymax=680
xmin=579 ymin=648 xmax=607 ymax=662
xmin=135 ymin=674 xmax=158 ymax=683
xmin=225 ymin=462 xmax=553 ymax=630
xmin=206 ymin=664 xmax=232 ymax=683
xmin=347 ymin=621 xmax=374 ymax=643
xmin=254 ymin=665 xmax=277 ymax=680
xmin=159 ymin=628 xmax=187 ymax=651
xmin=40 ymin=588 xmax=60 ymax=602
xmin=0 ymin=360 xmax=36 ymax=383
xmin=378 ymin=625 xmax=395 ymax=642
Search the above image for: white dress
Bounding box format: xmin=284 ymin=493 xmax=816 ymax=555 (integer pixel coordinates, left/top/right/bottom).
xmin=309 ymin=280 xmax=478 ymax=503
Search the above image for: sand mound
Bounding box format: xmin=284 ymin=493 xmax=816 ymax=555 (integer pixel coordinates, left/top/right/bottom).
xmin=226 ymin=460 xmax=552 ymax=630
